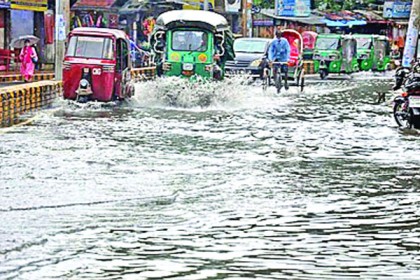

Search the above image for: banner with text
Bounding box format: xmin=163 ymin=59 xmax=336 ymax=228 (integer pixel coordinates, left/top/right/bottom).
xmin=11 ymin=0 xmax=47 ymax=12
xmin=275 ymin=0 xmax=311 ymax=17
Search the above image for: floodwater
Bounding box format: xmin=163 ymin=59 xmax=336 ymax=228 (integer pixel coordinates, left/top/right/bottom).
xmin=1 ymin=73 xmax=420 ymax=279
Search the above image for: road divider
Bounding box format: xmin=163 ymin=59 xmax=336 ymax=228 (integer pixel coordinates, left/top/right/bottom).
xmin=0 ymin=81 xmax=62 ymax=127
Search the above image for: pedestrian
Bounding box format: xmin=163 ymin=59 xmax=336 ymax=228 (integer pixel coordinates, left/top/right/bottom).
xmin=19 ymin=39 xmax=38 ymax=82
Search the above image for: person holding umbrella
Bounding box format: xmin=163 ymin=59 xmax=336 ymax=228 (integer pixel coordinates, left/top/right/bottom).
xmin=11 ymin=35 xmax=39 ymax=82
xmin=19 ymin=39 xmax=38 ymax=82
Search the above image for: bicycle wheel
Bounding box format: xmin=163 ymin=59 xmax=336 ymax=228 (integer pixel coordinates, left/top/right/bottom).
xmin=262 ymin=70 xmax=270 ymax=92
xmin=275 ymin=69 xmax=282 ymax=94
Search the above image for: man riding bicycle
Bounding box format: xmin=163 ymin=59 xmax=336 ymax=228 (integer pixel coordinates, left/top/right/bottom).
xmin=268 ymin=30 xmax=291 ymax=90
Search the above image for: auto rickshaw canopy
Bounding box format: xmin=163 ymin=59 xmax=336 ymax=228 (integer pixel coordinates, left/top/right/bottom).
xmin=155 ymin=10 xmax=230 ymax=33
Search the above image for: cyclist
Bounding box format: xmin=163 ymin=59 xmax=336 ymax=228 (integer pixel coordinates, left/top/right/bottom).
xmin=268 ymin=30 xmax=291 ymax=90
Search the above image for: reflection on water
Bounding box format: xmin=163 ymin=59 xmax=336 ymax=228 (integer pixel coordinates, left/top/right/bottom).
xmin=1 ymin=74 xmax=420 ymax=279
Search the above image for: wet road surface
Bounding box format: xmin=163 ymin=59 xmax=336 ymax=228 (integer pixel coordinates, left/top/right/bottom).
xmin=1 ymin=73 xmax=420 ymax=279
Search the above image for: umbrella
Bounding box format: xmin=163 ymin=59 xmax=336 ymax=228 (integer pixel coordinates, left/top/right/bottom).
xmin=10 ymin=35 xmax=40 ymax=49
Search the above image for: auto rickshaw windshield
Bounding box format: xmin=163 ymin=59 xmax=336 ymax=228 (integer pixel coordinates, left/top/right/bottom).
xmin=356 ymin=38 xmax=372 ymax=49
xmin=234 ymin=40 xmax=267 ymax=53
xmin=66 ymin=36 xmax=114 ymax=59
xmin=316 ymin=38 xmax=340 ymax=50
xmin=172 ymin=30 xmax=208 ymax=52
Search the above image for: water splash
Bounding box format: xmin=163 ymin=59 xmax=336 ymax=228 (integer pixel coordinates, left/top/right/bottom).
xmin=132 ymin=75 xmax=257 ymax=109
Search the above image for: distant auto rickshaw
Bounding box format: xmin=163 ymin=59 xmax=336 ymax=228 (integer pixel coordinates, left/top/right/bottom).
xmin=302 ymin=31 xmax=317 ymax=60
xmin=355 ymin=34 xmax=391 ymax=71
xmin=151 ymin=10 xmax=235 ymax=80
xmin=313 ymin=34 xmax=359 ymax=79
xmin=63 ymin=28 xmax=134 ymax=102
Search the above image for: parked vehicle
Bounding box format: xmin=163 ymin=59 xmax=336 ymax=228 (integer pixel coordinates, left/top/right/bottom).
xmin=393 ymin=65 xmax=420 ymax=129
xmin=313 ymin=34 xmax=359 ymax=79
xmin=151 ymin=10 xmax=234 ymax=80
xmin=355 ymin=34 xmax=391 ymax=71
xmin=63 ymin=28 xmax=134 ymax=103
xmin=302 ymin=31 xmax=317 ymax=60
xmin=225 ymin=37 xmax=272 ymax=78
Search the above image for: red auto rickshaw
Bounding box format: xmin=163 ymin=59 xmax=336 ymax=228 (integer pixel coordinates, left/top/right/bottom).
xmin=63 ymin=27 xmax=134 ymax=102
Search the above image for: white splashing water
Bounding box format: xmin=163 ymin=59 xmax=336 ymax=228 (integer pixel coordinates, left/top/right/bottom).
xmin=132 ymin=75 xmax=266 ymax=109
xmin=130 ymin=75 xmax=310 ymax=112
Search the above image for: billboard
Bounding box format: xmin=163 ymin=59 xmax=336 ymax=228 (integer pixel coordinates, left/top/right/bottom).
xmin=383 ymin=1 xmax=412 ymax=19
xmin=275 ymin=0 xmax=311 ymax=17
xmin=183 ymin=0 xmax=215 ymax=10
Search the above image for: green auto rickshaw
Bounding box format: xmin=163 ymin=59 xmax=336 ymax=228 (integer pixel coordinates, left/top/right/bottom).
xmin=151 ymin=10 xmax=235 ymax=80
xmin=313 ymin=34 xmax=359 ymax=79
xmin=355 ymin=34 xmax=391 ymax=71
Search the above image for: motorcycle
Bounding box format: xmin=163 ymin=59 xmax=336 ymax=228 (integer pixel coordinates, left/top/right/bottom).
xmin=393 ymin=64 xmax=420 ymax=129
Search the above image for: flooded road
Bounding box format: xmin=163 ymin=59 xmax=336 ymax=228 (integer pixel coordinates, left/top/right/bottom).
xmin=1 ymin=74 xmax=420 ymax=279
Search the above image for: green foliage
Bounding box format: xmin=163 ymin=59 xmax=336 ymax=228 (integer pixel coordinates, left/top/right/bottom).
xmin=315 ymin=0 xmax=360 ymax=11
xmin=253 ymin=0 xmax=274 ymax=9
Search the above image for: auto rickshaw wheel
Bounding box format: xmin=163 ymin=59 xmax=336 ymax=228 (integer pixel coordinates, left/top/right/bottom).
xmin=298 ymin=70 xmax=305 ymax=92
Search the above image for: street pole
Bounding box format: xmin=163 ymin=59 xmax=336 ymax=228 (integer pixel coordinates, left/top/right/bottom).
xmin=204 ymin=0 xmax=209 ymax=10
xmin=55 ymin=0 xmax=70 ymax=81
xmin=247 ymin=0 xmax=252 ymax=37
xmin=402 ymin=0 xmax=420 ymax=67
xmin=242 ymin=0 xmax=247 ymax=37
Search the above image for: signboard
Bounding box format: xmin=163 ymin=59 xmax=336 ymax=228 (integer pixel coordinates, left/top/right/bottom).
xmin=56 ymin=14 xmax=66 ymax=41
xmin=11 ymin=0 xmax=47 ymax=11
xmin=183 ymin=0 xmax=215 ymax=10
xmin=383 ymin=1 xmax=412 ymax=19
xmin=275 ymin=0 xmax=311 ymax=17
xmin=253 ymin=19 xmax=274 ymax=26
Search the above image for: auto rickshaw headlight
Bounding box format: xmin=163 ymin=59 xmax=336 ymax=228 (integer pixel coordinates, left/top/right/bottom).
xmin=80 ymin=79 xmax=90 ymax=89
xmin=249 ymin=59 xmax=262 ymax=67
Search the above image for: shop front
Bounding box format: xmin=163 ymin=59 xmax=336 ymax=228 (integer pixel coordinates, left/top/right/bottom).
xmin=70 ymin=0 xmax=120 ymax=30
xmin=10 ymin=0 xmax=48 ymax=67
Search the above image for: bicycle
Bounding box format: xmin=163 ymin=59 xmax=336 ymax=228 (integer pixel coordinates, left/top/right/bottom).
xmin=262 ymin=61 xmax=289 ymax=94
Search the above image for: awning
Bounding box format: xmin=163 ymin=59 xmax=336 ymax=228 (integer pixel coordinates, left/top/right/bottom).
xmin=354 ymin=10 xmax=390 ymax=24
xmin=261 ymin=10 xmax=326 ymax=26
xmin=119 ymin=0 xmax=148 ymax=15
xmin=72 ymin=0 xmax=118 ymax=11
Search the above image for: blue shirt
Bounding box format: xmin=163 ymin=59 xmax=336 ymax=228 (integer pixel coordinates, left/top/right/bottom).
xmin=268 ymin=38 xmax=291 ymax=63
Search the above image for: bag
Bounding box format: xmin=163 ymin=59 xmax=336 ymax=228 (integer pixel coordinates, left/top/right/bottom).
xmin=31 ymin=47 xmax=38 ymax=63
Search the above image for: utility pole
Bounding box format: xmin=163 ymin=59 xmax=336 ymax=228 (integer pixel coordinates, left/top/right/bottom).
xmin=246 ymin=0 xmax=252 ymax=37
xmin=402 ymin=0 xmax=420 ymax=67
xmin=242 ymin=0 xmax=247 ymax=37
xmin=55 ymin=0 xmax=70 ymax=81
xmin=204 ymin=0 xmax=209 ymax=10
